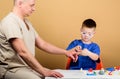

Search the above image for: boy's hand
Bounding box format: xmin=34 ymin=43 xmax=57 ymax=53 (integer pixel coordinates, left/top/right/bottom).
xmin=80 ymin=48 xmax=90 ymax=56
xmin=69 ymin=46 xmax=82 ymax=52
xmin=74 ymin=46 xmax=82 ymax=52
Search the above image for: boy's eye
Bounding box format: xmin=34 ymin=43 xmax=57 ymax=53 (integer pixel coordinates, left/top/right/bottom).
xmin=82 ymin=32 xmax=86 ymax=34
xmin=81 ymin=32 xmax=87 ymax=35
xmin=89 ymin=34 xmax=92 ymax=36
xmin=81 ymin=32 xmax=93 ymax=36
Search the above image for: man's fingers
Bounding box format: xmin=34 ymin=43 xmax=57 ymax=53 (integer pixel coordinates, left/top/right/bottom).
xmin=70 ymin=55 xmax=75 ymax=61
xmin=73 ymin=54 xmax=78 ymax=62
xmin=51 ymin=71 xmax=63 ymax=78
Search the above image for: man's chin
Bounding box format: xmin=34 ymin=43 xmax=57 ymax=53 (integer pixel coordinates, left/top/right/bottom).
xmin=25 ymin=14 xmax=30 ymax=17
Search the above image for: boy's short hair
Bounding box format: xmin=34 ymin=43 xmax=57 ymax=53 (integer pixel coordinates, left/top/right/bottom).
xmin=82 ymin=18 xmax=96 ymax=28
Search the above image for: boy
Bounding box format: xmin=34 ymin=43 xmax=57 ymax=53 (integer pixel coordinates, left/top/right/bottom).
xmin=66 ymin=19 xmax=100 ymax=70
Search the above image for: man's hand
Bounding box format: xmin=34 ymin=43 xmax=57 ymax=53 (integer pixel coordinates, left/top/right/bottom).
xmin=65 ymin=51 xmax=78 ymax=62
xmin=43 ymin=69 xmax=63 ymax=78
xmin=66 ymin=45 xmax=82 ymax=62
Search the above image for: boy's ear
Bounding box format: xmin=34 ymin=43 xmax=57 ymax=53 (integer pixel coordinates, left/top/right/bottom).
xmin=93 ymin=31 xmax=96 ymax=34
xmin=80 ymin=28 xmax=82 ymax=32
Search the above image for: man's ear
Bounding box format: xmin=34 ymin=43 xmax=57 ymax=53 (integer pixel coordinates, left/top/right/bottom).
xmin=17 ymin=0 xmax=23 ymax=7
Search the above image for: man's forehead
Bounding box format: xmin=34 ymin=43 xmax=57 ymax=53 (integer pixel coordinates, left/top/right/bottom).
xmin=25 ymin=0 xmax=35 ymax=3
xmin=15 ymin=0 xmax=35 ymax=2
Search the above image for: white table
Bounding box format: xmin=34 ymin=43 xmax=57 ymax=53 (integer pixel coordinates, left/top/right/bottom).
xmin=45 ymin=69 xmax=120 ymax=79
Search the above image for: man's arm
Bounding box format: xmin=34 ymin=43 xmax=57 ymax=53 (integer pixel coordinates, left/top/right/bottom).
xmin=9 ymin=38 xmax=63 ymax=78
xmin=35 ymin=36 xmax=78 ymax=61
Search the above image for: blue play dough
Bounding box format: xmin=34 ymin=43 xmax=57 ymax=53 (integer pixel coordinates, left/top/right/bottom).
xmin=106 ymin=67 xmax=115 ymax=71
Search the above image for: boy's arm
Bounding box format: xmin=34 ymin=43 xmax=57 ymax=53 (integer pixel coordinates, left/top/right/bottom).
xmin=78 ymin=49 xmax=99 ymax=60
xmin=67 ymin=45 xmax=99 ymax=61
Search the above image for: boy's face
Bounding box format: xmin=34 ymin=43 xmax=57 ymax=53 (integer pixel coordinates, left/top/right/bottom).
xmin=80 ymin=26 xmax=95 ymax=42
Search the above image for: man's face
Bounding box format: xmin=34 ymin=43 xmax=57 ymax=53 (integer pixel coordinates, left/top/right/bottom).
xmin=80 ymin=26 xmax=95 ymax=42
xmin=21 ymin=0 xmax=35 ymax=17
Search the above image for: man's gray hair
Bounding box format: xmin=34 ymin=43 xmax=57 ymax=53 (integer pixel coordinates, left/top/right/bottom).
xmin=14 ymin=0 xmax=28 ymax=5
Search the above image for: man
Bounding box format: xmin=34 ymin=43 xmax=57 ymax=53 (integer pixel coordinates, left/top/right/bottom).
xmin=0 ymin=0 xmax=78 ymax=79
